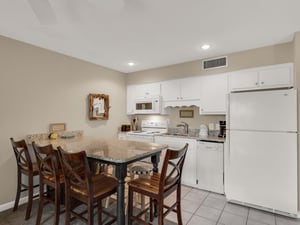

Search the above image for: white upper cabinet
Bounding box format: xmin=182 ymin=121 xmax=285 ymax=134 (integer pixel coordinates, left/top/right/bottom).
xmin=180 ymin=77 xmax=202 ymax=100
xmin=160 ymin=79 xmax=181 ymax=101
xmin=135 ymin=82 xmax=161 ymax=98
xmin=229 ymin=63 xmax=293 ymax=92
xmin=127 ymin=85 xmax=137 ymax=114
xmin=198 ymin=73 xmax=228 ymax=115
xmin=161 ymin=77 xmax=201 ymax=101
xmin=127 ymin=82 xmax=161 ymax=114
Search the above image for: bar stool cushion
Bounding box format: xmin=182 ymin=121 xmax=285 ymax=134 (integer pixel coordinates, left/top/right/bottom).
xmin=128 ymin=165 xmax=152 ymax=175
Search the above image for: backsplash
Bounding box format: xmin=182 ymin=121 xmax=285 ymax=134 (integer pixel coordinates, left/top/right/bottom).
xmin=130 ymin=106 xmax=225 ymax=131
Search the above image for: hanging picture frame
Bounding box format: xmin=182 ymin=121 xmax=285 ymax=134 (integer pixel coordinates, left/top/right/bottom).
xmin=89 ymin=94 xmax=109 ymax=120
xmin=179 ymin=109 xmax=194 ymax=118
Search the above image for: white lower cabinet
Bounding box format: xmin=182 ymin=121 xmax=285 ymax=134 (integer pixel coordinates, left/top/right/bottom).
xmin=118 ymin=132 xmax=128 ymax=140
xmin=196 ymin=141 xmax=224 ymax=194
xmin=152 ymin=136 xmax=225 ymax=193
xmin=154 ymin=136 xmax=197 ymax=187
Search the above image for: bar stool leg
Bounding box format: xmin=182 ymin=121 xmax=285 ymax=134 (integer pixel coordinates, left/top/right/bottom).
xmin=54 ymin=184 xmax=60 ymax=225
xmin=25 ymin=173 xmax=34 ymax=220
xmin=36 ymin=182 xmax=44 ymax=225
xmin=13 ymin=169 xmax=21 ymax=211
xmin=176 ymin=187 xmax=183 ymax=225
xmin=127 ymin=188 xmax=133 ymax=225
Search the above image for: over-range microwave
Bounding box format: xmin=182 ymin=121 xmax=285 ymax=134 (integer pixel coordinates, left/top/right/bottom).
xmin=134 ymin=96 xmax=162 ymax=114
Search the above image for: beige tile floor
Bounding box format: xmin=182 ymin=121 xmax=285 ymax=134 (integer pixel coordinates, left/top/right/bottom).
xmin=1 ymin=186 xmax=300 ymax=225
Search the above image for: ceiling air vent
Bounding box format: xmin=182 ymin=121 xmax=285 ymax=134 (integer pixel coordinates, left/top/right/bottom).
xmin=202 ymin=56 xmax=227 ymax=70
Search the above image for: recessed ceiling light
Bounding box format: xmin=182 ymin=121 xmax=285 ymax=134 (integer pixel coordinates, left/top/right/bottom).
xmin=128 ymin=62 xmax=135 ymax=66
xmin=201 ymin=44 xmax=211 ymax=50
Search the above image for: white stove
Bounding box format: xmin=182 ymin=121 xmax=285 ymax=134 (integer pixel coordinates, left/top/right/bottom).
xmin=126 ymin=120 xmax=168 ymax=143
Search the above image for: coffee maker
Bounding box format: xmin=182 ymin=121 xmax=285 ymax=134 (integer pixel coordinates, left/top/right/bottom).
xmin=218 ymin=121 xmax=226 ymax=138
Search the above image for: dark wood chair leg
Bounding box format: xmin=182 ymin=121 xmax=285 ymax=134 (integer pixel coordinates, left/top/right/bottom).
xmin=176 ymin=187 xmax=183 ymax=225
xmin=54 ymin=184 xmax=60 ymax=225
xmin=150 ymin=198 xmax=154 ymax=222
xmin=36 ymin=182 xmax=44 ymax=225
xmin=13 ymin=169 xmax=21 ymax=211
xmin=65 ymin=193 xmax=71 ymax=225
xmin=97 ymin=200 xmax=102 ymax=225
xmin=25 ymin=173 xmax=34 ymax=220
xmin=158 ymin=198 xmax=164 ymax=225
xmin=127 ymin=188 xmax=133 ymax=225
xmin=88 ymin=200 xmax=94 ymax=225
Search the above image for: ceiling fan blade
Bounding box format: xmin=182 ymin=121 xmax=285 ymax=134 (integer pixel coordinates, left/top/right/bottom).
xmin=28 ymin=0 xmax=57 ymax=24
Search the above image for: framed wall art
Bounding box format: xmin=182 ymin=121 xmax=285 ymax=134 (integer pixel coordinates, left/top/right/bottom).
xmin=179 ymin=109 xmax=194 ymax=118
xmin=89 ymin=94 xmax=109 ymax=120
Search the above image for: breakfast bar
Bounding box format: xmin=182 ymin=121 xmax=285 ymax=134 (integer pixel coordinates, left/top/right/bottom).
xmin=30 ymin=136 xmax=167 ymax=225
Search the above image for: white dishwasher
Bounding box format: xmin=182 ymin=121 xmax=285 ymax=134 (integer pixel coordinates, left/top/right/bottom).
xmin=197 ymin=140 xmax=224 ymax=194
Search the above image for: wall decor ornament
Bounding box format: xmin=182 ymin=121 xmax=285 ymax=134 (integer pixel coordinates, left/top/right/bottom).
xmin=89 ymin=94 xmax=109 ymax=120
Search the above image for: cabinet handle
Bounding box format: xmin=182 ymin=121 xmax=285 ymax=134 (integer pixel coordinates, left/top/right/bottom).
xmin=261 ymin=81 xmax=264 ymax=85
xmin=255 ymin=82 xmax=258 ymax=86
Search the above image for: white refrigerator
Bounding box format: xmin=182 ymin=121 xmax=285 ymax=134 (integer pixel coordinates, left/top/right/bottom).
xmin=226 ymin=89 xmax=298 ymax=216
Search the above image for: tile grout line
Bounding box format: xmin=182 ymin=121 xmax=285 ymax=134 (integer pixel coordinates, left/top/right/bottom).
xmin=245 ymin=205 xmax=250 ymax=225
xmin=186 ymin=190 xmax=217 ymax=225
xmin=214 ymin=194 xmax=227 ymax=225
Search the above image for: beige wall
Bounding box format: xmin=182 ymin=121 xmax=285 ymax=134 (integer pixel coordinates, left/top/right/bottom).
xmin=127 ymin=42 xmax=293 ymax=84
xmin=0 ymin=36 xmax=128 ymax=204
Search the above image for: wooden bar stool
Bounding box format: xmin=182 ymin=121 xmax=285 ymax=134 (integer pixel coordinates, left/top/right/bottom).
xmin=104 ymin=163 xmax=152 ymax=211
xmin=10 ymin=138 xmax=39 ymax=220
xmin=128 ymin=163 xmax=152 ymax=210
xmin=128 ymin=143 xmax=188 ymax=225
xmin=58 ymin=147 xmax=118 ymax=225
xmin=32 ymin=142 xmax=65 ymax=225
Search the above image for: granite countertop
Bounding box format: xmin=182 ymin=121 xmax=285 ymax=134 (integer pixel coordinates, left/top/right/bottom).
xmin=30 ymin=136 xmax=167 ymax=164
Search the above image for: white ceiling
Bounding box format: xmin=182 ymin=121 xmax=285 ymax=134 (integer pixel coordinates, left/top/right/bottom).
xmin=1 ymin=0 xmax=300 ymax=73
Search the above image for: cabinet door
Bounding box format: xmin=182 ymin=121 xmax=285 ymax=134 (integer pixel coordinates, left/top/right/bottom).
xmin=197 ymin=142 xmax=224 ymax=194
xmin=199 ymin=74 xmax=228 ymax=115
xmin=229 ymin=70 xmax=258 ymax=91
xmin=180 ymin=77 xmax=201 ymax=100
xmin=161 ymin=80 xmax=181 ymax=101
xmin=154 ymin=136 xmax=197 ymax=187
xmin=229 ymin=63 xmax=294 ymax=92
xmin=181 ymin=139 xmax=197 ymax=187
xmin=127 ymin=85 xmax=136 ymax=114
xmin=135 ymin=82 xmax=161 ymax=98
xmin=259 ymin=65 xmax=293 ymax=89
xmin=118 ymin=133 xmax=127 ymax=140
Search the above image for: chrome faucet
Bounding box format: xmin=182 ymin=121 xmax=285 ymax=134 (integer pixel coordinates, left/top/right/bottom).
xmin=176 ymin=121 xmax=189 ymax=134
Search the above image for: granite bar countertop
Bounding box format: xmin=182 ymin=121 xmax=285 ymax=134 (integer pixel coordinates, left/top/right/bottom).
xmin=30 ymin=136 xmax=167 ymax=164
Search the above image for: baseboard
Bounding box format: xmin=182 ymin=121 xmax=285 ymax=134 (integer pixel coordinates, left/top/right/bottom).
xmin=0 ymin=196 xmax=28 ymax=212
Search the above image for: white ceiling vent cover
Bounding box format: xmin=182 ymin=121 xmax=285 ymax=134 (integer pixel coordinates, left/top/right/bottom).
xmin=202 ymin=56 xmax=227 ymax=70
